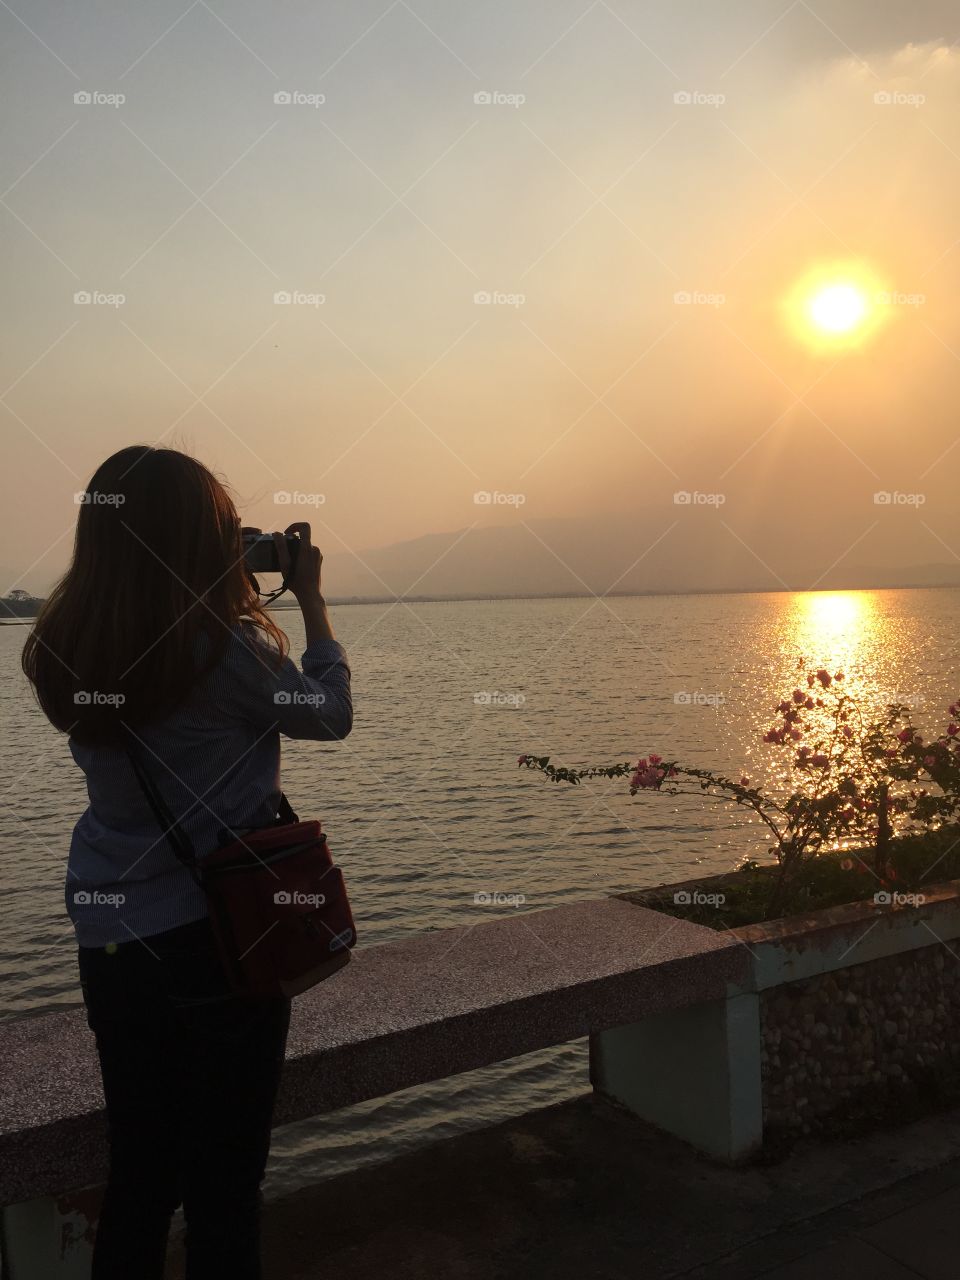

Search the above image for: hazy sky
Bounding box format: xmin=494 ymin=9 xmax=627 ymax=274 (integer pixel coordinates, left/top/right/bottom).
xmin=3 ymin=1 xmax=960 ymax=594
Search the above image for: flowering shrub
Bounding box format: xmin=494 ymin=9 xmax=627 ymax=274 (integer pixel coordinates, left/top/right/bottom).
xmin=519 ymin=665 xmax=960 ymax=919
xmin=891 ymin=701 xmax=960 ymax=829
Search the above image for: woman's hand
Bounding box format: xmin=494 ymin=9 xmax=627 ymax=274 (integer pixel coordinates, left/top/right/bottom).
xmin=273 ymin=523 xmax=336 ymax=643
xmin=273 ymin=523 xmax=323 ymax=602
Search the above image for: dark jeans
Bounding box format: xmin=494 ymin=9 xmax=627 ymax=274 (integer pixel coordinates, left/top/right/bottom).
xmin=78 ymin=915 xmax=291 ymax=1280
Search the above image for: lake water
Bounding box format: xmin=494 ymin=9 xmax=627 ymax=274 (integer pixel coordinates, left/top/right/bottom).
xmin=2 ymin=588 xmax=958 ymax=1195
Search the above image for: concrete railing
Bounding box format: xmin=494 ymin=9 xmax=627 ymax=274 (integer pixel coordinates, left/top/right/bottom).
xmin=0 ymin=897 xmax=747 ymax=1278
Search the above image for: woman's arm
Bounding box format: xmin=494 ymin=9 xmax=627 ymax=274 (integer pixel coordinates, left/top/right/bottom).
xmin=298 ymin=592 xmax=336 ymax=646
xmin=227 ymin=522 xmax=352 ymax=740
xmin=227 ymin=629 xmax=352 ymax=741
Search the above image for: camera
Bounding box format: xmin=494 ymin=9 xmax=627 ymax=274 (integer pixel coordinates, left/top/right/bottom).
xmin=242 ymin=530 xmax=299 ymax=576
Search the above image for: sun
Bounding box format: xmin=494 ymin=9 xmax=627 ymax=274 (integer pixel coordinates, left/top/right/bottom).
xmin=785 ymin=262 xmax=889 ymax=352
xmin=808 ymin=283 xmax=868 ymax=335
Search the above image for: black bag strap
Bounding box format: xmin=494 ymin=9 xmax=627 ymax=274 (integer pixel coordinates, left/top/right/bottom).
xmin=276 ymin=792 xmax=298 ymax=824
xmin=123 ymin=730 xmax=299 ymax=878
xmin=124 ymin=737 xmax=200 ymax=878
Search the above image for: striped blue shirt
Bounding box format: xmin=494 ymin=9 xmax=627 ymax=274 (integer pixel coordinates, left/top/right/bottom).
xmin=66 ymin=623 xmax=352 ymax=948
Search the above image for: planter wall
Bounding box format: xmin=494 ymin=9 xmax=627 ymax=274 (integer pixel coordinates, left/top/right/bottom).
xmin=761 ymin=941 xmax=960 ymax=1142
xmin=590 ymin=876 xmax=960 ymax=1161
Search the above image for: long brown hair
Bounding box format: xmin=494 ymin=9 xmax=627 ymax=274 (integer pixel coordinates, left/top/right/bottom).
xmin=22 ymin=446 xmax=287 ymax=744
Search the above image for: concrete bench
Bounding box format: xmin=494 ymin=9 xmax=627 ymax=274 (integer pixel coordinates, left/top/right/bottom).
xmin=0 ymin=898 xmax=750 ymax=1277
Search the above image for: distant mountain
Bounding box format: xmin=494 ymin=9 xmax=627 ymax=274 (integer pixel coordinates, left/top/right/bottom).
xmin=10 ymin=519 xmax=960 ymax=610
xmin=318 ymin=515 xmax=960 ymax=601
xmin=818 ymin=563 xmax=960 ymax=591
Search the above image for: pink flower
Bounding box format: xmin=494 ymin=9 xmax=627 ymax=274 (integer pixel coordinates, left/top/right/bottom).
xmin=632 ymin=765 xmax=665 ymax=790
xmin=789 ymin=728 xmax=802 ymax=740
xmin=810 ymin=753 xmax=829 ymax=767
xmin=949 ymin=725 xmax=959 ymax=737
xmin=835 ymin=671 xmax=844 ymax=681
xmin=806 ymin=673 xmax=816 ymax=687
xmin=648 ymin=754 xmax=662 ymax=765
xmin=816 ymin=669 xmax=832 ymax=687
xmin=897 ymin=728 xmax=914 ymax=744
xmin=805 ymin=697 xmax=815 ymax=709
xmin=739 ymin=776 xmax=750 ymax=786
xmin=792 ymin=689 xmax=805 ymax=704
xmin=924 ymin=755 xmax=937 ymax=767
xmin=884 ymin=748 xmax=897 ymax=758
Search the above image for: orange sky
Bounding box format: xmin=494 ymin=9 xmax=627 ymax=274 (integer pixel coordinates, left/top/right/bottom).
xmin=2 ymin=2 xmax=960 ymax=595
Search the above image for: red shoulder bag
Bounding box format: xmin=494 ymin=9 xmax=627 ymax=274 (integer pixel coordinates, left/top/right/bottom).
xmin=126 ymin=741 xmax=357 ymax=999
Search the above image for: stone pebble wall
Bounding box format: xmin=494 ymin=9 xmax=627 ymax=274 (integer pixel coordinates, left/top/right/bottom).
xmin=761 ymin=942 xmax=960 ymax=1142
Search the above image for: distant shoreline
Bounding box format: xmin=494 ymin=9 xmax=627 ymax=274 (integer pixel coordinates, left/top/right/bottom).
xmin=272 ymin=581 xmax=960 ymax=608
xmin=4 ymin=580 xmax=959 ymax=624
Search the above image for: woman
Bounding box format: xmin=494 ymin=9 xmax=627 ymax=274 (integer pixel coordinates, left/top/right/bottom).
xmin=22 ymin=445 xmax=352 ymax=1279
